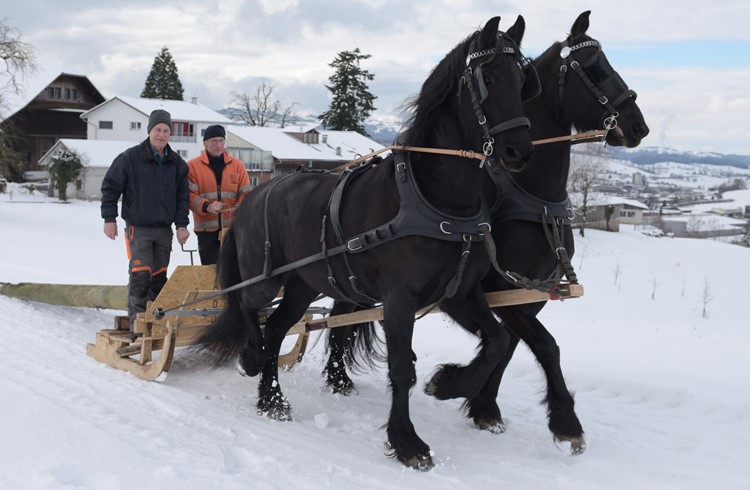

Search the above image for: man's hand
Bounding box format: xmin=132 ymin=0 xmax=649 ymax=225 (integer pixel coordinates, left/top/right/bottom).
xmin=103 ymin=222 xmax=118 ymax=240
xmin=176 ymin=227 xmax=190 ymax=245
xmin=207 ymin=201 xmax=224 ymax=214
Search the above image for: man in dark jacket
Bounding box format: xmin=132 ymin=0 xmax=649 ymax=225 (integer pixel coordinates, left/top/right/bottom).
xmin=101 ymin=109 xmax=190 ymax=338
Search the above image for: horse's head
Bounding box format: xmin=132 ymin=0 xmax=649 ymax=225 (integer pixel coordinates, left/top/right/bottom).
xmin=457 ymin=16 xmax=535 ymax=172
xmin=554 ymin=11 xmax=650 ymax=147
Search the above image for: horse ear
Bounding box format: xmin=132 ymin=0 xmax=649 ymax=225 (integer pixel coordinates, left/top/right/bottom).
xmin=569 ymin=10 xmax=591 ymax=41
xmin=480 ymin=16 xmax=501 ymax=46
xmin=506 ymin=15 xmax=526 ymax=46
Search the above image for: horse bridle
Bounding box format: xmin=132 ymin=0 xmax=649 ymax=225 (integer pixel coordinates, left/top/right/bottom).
xmin=558 ymin=39 xmax=637 ymax=136
xmin=459 ymin=32 xmax=540 ymax=165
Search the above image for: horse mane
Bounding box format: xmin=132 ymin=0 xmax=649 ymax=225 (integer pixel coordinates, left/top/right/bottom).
xmin=401 ymin=31 xmax=479 ymax=146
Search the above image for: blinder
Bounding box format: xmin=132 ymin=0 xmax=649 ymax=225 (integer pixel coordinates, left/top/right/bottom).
xmin=469 ymin=35 xmax=541 ymax=104
xmin=559 ymin=39 xmax=638 ymax=130
xmin=580 ymin=51 xmax=635 ymax=106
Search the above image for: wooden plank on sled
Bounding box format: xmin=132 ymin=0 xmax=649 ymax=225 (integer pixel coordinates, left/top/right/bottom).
xmin=287 ymin=284 xmax=584 ymax=335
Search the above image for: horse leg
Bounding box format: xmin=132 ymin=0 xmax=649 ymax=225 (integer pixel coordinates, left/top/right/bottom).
xmin=462 ymin=327 xmax=521 ymax=433
xmin=382 ymin=292 xmax=433 ymax=471
xmin=424 ymin=286 xmax=510 ymax=401
xmin=495 ymin=304 xmax=586 ymax=455
xmin=324 ymin=301 xmax=358 ymax=395
xmin=255 ymin=276 xmax=320 ymax=421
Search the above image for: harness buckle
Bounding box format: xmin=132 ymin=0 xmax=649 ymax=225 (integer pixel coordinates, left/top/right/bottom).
xmin=439 ymin=221 xmax=453 ymax=235
xmin=347 ymin=237 xmax=363 ymax=251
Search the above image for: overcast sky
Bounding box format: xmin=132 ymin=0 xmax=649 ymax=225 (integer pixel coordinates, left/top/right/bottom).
xmin=3 ymin=0 xmax=749 ymax=155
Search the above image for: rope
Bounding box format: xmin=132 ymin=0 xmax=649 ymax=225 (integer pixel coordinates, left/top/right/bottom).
xmin=331 ymin=130 xmax=607 ymax=172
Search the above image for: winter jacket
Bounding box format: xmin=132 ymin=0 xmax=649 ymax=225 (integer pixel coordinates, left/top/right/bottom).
xmin=100 ymin=139 xmax=190 ymax=229
xmin=187 ymin=150 xmax=252 ymax=232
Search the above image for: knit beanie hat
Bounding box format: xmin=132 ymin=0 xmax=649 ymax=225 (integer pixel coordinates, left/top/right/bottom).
xmin=147 ymin=109 xmax=173 ymax=133
xmin=203 ymin=125 xmax=226 ymax=141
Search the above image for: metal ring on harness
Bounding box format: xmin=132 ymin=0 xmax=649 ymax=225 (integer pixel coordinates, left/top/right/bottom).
xmin=483 ymin=139 xmax=494 ymax=156
xmin=604 ymin=113 xmax=619 ymax=130
xmin=440 ymin=221 xmax=453 ymax=235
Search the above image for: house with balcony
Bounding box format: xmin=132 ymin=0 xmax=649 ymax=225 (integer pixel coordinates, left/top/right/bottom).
xmin=80 ymin=95 xmax=232 ymax=159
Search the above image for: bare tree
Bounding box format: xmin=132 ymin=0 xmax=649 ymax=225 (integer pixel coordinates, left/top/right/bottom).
xmin=612 ymin=260 xmax=622 ymax=286
xmin=229 ymin=82 xmax=297 ymax=128
xmin=0 ymin=20 xmax=36 ymax=181
xmin=577 ymin=243 xmax=590 ymax=270
xmin=569 ymin=145 xmax=607 ymax=237
xmin=701 ymin=276 xmax=713 ymax=319
xmin=0 ymin=20 xmax=36 ymax=100
xmin=650 ymin=276 xmax=660 ymax=300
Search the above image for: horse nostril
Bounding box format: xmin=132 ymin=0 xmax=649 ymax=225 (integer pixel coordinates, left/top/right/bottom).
xmin=501 ymin=144 xmax=533 ymax=172
xmin=635 ymin=122 xmax=650 ymax=139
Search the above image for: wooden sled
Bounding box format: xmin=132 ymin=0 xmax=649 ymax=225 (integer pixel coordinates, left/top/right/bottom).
xmin=85 ymin=265 xmax=583 ymax=381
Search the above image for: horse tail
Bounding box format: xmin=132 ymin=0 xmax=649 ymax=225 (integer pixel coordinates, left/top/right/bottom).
xmin=195 ymin=226 xmax=248 ymax=366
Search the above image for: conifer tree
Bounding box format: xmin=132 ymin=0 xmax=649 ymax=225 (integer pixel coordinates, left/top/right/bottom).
xmin=141 ymin=47 xmax=184 ymax=100
xmin=318 ymin=48 xmax=376 ymax=136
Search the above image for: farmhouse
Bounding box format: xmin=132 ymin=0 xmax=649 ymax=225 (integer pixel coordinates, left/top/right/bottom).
xmin=0 ymin=73 xmax=105 ymax=174
xmin=570 ymin=193 xmax=649 ymax=232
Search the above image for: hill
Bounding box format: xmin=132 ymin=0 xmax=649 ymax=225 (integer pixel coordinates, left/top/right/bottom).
xmin=0 ymin=188 xmax=748 ymax=489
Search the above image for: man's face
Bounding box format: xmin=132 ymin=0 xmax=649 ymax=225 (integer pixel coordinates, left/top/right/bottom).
xmin=204 ymin=136 xmax=226 ymax=158
xmin=149 ymin=124 xmax=171 ymax=152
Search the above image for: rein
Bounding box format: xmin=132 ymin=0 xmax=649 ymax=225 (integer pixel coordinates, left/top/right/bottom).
xmin=332 ymin=129 xmax=606 ymax=172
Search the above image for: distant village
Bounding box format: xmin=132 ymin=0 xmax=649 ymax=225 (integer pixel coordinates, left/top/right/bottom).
xmin=1 ymin=73 xmax=749 ymax=247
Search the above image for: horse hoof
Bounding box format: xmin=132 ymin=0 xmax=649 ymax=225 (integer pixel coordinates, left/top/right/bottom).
xmin=423 ymin=371 xmax=441 ymax=398
xmin=330 ymin=382 xmax=357 ymax=396
xmin=553 ymin=435 xmax=587 ymax=456
xmin=475 ymin=418 xmax=507 ymax=434
xmin=403 ymin=453 xmax=434 ymax=472
xmin=257 ymin=400 xmax=292 ymax=422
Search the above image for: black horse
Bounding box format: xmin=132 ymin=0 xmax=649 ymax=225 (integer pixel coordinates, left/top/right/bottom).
xmin=324 ymin=11 xmax=650 ymax=454
xmin=197 ymin=16 xmax=536 ymax=470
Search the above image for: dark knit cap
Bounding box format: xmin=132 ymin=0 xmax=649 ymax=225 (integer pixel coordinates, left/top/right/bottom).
xmin=147 ymin=109 xmax=172 ymax=133
xmin=203 ymin=125 xmax=226 ymax=141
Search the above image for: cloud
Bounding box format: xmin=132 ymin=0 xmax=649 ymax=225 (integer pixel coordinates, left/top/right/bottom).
xmin=2 ymin=1 xmax=749 ymax=154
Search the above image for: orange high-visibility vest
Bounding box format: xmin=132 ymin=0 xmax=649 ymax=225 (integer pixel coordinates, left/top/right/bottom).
xmin=187 ymin=150 xmax=252 ymax=232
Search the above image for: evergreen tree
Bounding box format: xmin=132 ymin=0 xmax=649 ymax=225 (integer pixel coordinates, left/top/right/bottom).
xmin=318 ymin=48 xmax=376 ymax=136
xmin=141 ymin=47 xmax=184 ymax=100
xmin=48 ymin=150 xmax=83 ymax=201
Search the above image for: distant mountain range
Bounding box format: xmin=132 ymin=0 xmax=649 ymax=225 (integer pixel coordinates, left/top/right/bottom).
xmin=605 ymin=147 xmax=749 ymax=169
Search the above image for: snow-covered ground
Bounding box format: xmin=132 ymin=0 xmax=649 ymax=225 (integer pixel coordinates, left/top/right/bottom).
xmin=1 ymin=186 xmax=748 ymax=490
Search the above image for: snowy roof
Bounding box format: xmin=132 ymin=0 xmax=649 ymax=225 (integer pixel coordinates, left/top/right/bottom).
xmin=662 ymin=214 xmax=747 ymax=231
xmin=569 ymin=193 xmax=649 ymax=210
xmin=81 ymin=95 xmax=232 ymax=124
xmin=1 ymin=72 xmax=104 ymax=122
xmin=227 ymin=125 xmax=384 ymax=162
xmin=38 ymin=139 xmax=138 ymax=169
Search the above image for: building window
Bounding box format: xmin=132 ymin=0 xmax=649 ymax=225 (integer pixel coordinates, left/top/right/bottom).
xmin=251 ymin=177 xmax=259 ymax=187
xmin=99 ymin=121 xmax=113 ymax=130
xmin=71 ymin=89 xmax=78 ymax=101
xmin=173 ymin=122 xmax=194 ymax=137
xmin=65 ymin=88 xmax=71 ymax=99
xmin=130 ymin=122 xmax=141 ymax=131
xmin=55 ymin=87 xmax=62 ymax=98
xmin=177 ymin=149 xmax=188 ymax=157
xmin=46 ymin=87 xmax=55 ymax=98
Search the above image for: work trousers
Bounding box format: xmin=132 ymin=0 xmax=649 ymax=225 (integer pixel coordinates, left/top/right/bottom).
xmin=126 ymin=226 xmax=173 ymax=332
xmin=196 ymin=230 xmax=221 ymax=265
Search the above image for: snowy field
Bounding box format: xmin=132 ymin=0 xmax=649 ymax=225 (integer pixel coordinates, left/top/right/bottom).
xmin=1 ymin=186 xmax=748 ymax=490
